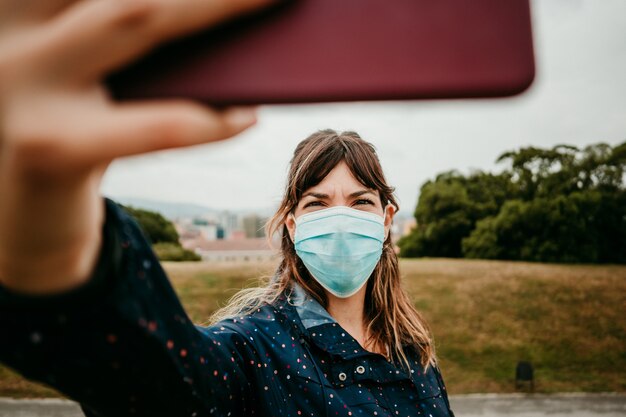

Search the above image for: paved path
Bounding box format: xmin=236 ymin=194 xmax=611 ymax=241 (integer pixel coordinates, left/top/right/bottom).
xmin=449 ymin=393 xmax=626 ymax=417
xmin=0 ymin=393 xmax=625 ymax=416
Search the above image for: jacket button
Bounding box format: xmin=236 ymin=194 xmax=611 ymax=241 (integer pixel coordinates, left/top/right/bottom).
xmin=338 ymin=372 xmax=347 ymax=381
xmin=356 ymin=365 xmax=366 ymax=375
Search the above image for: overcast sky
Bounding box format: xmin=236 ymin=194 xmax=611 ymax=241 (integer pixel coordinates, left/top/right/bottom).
xmin=101 ymin=0 xmax=626 ymax=213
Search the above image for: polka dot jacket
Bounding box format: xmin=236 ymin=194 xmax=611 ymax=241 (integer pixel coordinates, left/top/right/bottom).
xmin=0 ymin=199 xmax=455 ymax=417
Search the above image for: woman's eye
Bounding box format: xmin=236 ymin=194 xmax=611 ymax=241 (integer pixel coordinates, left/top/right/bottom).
xmin=303 ymin=201 xmax=323 ymax=208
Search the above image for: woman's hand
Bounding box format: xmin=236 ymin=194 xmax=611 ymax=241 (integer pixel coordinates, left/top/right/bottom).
xmin=0 ymin=0 xmax=273 ymax=294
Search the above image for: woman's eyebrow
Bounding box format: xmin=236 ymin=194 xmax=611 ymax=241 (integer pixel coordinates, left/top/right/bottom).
xmin=301 ymin=192 xmax=329 ymax=199
xmin=301 ymin=189 xmax=375 ymax=199
xmin=349 ymin=189 xmax=376 ymax=198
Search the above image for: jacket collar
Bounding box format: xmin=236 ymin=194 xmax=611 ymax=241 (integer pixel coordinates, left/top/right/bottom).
xmin=275 ymin=282 xmax=422 ymax=385
xmin=277 ymin=282 xmax=374 ymax=360
xmin=290 ymin=281 xmax=336 ymax=329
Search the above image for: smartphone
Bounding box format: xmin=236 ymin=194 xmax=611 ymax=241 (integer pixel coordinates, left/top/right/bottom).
xmin=106 ymin=0 xmax=535 ymax=105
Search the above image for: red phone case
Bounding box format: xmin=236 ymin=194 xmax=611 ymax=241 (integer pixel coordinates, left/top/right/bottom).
xmin=107 ymin=0 xmax=535 ymax=105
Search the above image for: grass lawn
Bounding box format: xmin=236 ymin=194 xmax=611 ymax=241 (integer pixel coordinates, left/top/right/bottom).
xmin=1 ymin=258 xmax=625 ymax=397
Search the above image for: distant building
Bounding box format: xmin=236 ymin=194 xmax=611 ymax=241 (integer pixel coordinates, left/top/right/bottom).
xmin=390 ymin=218 xmax=416 ymax=243
xmin=181 ymin=237 xmax=278 ymax=262
xmin=229 ymin=230 xmax=246 ymax=240
xmin=243 ymin=214 xmax=266 ymax=238
xmin=217 ymin=211 xmax=240 ymax=239
xmin=190 ymin=218 xmax=218 ymax=241
xmin=175 ymin=217 xmax=228 ymax=242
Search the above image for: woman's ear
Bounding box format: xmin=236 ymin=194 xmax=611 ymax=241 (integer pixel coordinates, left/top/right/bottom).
xmin=383 ymin=204 xmax=396 ymax=240
xmin=285 ymin=213 xmax=296 ymax=243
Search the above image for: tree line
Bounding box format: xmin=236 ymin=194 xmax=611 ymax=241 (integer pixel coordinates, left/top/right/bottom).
xmin=398 ymin=141 xmax=626 ymax=264
xmin=122 ymin=205 xmax=201 ymax=262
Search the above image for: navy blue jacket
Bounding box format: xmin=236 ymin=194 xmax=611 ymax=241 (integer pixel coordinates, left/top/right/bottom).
xmin=0 ymin=199 xmax=454 ymax=417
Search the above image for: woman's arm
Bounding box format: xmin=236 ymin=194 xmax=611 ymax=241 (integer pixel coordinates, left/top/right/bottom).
xmin=0 ymin=0 xmax=271 ymax=295
xmin=0 ymin=198 xmax=257 ymax=416
xmin=0 ymin=0 xmax=274 ymax=414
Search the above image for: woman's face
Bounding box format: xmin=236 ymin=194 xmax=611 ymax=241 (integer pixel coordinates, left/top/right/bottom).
xmin=285 ymin=161 xmax=395 ymax=242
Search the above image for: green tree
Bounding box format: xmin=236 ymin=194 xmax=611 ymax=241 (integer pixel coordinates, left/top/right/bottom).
xmin=400 ymin=141 xmax=626 ymax=263
xmin=398 ymin=170 xmax=514 ymax=258
xmin=462 ymin=191 xmax=626 ymax=263
xmin=153 ymin=242 xmax=201 ymax=262
xmin=496 ymin=142 xmax=626 ymax=198
xmin=122 ymin=206 xmax=179 ymax=244
xmin=121 ymin=205 xmax=201 ymax=262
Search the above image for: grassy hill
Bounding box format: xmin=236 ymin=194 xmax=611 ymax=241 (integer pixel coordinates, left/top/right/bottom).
xmin=1 ymin=258 xmax=624 ymax=397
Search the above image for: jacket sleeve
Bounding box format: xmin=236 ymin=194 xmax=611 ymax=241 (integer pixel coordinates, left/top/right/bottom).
xmin=0 ymin=198 xmax=253 ymax=417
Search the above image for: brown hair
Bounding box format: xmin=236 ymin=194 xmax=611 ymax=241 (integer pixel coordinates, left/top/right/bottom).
xmin=210 ymin=129 xmax=436 ymax=370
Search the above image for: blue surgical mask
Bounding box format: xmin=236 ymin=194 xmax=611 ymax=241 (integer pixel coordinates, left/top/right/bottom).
xmin=293 ymin=206 xmax=387 ymax=298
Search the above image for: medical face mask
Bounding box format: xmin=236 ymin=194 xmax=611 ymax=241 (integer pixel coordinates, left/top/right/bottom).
xmin=293 ymin=205 xmax=387 ymax=298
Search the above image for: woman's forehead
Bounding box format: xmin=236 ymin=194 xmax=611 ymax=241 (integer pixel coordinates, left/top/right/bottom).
xmin=301 ymin=161 xmax=379 ymax=198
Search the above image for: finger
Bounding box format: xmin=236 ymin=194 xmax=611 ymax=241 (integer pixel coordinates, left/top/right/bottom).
xmin=41 ymin=0 xmax=278 ymax=82
xmin=0 ymin=0 xmax=77 ymax=28
xmin=75 ymin=102 xmax=257 ymax=165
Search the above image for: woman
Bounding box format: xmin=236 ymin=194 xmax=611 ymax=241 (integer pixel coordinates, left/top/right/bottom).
xmin=1 ymin=129 xmax=456 ymax=416
xmin=0 ymin=1 xmax=454 ymax=416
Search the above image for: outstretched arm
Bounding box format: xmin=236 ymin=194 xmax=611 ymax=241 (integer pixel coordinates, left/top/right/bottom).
xmin=0 ymin=0 xmax=274 ymax=414
xmin=0 ymin=199 xmax=258 ymax=415
xmin=0 ymin=0 xmax=273 ymax=295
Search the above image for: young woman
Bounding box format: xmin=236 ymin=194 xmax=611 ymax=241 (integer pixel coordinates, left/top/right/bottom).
xmin=0 ymin=1 xmax=454 ymax=416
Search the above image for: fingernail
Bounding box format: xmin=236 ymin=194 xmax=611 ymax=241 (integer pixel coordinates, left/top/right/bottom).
xmin=225 ymin=106 xmax=258 ymax=127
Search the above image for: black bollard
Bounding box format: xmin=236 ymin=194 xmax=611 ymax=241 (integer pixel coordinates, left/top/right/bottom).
xmin=515 ymin=361 xmax=534 ymax=392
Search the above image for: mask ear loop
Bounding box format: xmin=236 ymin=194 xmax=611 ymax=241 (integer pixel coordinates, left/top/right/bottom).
xmin=382 ymin=202 xmax=395 ymax=219
xmin=287 ymin=212 xmax=297 ymax=243
xmin=382 ymin=201 xmax=396 ymax=243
